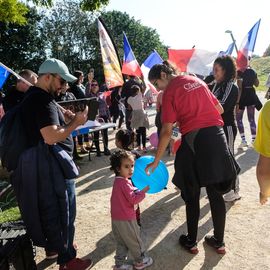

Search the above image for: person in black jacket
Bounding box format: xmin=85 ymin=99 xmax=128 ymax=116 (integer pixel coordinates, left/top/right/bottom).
xmin=3 ymin=69 xmax=38 ymax=112
xmin=70 ymin=71 xmax=91 ymax=154
xmin=211 ymin=56 xmax=241 ymax=202
xmin=20 ymin=58 xmax=93 ymax=270
xmin=236 ymin=66 xmax=262 ymax=147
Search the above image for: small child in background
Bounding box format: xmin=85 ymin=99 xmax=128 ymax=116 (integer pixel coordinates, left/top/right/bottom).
xmin=127 ymin=85 xmax=149 ymax=152
xmin=110 ymin=150 xmax=153 ymax=270
xmin=115 ymin=129 xmax=141 ymax=158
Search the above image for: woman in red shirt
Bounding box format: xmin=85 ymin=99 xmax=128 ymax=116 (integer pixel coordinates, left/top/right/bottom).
xmin=145 ymin=63 xmax=240 ymax=254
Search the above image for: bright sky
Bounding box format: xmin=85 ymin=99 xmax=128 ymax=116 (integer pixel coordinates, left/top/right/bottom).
xmin=106 ymin=0 xmax=269 ymax=56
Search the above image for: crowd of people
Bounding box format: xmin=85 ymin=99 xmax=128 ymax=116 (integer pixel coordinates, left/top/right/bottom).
xmin=1 ymin=55 xmax=270 ymax=270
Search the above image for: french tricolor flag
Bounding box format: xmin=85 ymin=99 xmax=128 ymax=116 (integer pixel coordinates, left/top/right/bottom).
xmin=141 ymin=50 xmax=163 ymax=93
xmin=168 ymin=49 xmax=219 ymax=76
xmin=236 ymin=19 xmax=261 ymax=71
xmin=122 ymin=32 xmax=142 ymax=77
xmin=219 ymin=42 xmax=235 ymax=57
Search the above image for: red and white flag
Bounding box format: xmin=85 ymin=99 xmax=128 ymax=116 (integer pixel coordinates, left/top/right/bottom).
xmin=168 ymin=49 xmax=219 ymax=76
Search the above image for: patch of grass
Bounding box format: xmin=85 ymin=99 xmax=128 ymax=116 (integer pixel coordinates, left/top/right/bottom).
xmin=250 ymin=57 xmax=270 ymax=91
xmin=0 ymin=207 xmax=21 ymax=223
xmin=0 ymin=181 xmax=21 ymax=224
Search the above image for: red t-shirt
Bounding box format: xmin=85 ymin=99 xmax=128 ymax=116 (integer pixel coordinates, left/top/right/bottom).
xmin=162 ymin=75 xmax=224 ymax=135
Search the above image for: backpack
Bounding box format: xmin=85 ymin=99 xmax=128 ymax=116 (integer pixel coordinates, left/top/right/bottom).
xmin=0 ymin=104 xmax=29 ymax=172
xmin=0 ymin=221 xmax=37 ymax=270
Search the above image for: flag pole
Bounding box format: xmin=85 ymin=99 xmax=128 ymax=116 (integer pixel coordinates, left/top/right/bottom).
xmin=0 ymin=62 xmax=32 ymax=86
xmin=0 ymin=62 xmax=66 ymax=112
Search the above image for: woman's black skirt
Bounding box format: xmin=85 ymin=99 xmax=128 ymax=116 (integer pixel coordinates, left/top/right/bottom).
xmin=172 ymin=126 xmax=240 ymax=202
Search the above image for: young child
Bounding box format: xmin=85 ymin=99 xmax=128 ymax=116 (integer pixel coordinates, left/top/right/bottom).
xmin=110 ymin=150 xmax=153 ymax=270
xmin=115 ymin=129 xmax=142 ymax=226
xmin=127 ymin=85 xmax=149 ymax=152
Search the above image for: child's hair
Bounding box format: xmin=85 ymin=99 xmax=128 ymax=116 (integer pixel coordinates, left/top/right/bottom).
xmin=110 ymin=149 xmax=134 ymax=175
xmin=131 ymin=85 xmax=140 ymax=96
xmin=115 ymin=129 xmax=136 ymax=150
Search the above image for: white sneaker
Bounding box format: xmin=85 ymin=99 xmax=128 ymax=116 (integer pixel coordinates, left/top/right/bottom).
xmin=134 ymin=257 xmax=153 ymax=270
xmin=224 ymin=190 xmax=241 ymax=202
xmin=113 ymin=264 xmax=133 ymax=270
xmin=238 ymin=141 xmax=248 ymax=149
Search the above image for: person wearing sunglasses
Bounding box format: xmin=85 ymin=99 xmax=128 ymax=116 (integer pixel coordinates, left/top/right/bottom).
xmin=20 ymin=58 xmax=93 ymax=270
xmin=88 ymin=79 xmax=111 ymax=156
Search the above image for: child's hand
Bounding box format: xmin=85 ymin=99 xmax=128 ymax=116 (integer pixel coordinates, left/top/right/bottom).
xmin=260 ymin=192 xmax=268 ymax=205
xmin=142 ymin=185 xmax=150 ymax=193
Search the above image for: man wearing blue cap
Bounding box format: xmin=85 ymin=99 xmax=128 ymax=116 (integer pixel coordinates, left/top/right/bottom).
xmin=21 ymin=59 xmax=93 ymax=270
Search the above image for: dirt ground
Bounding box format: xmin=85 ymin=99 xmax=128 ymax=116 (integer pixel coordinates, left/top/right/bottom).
xmin=36 ymin=94 xmax=270 ymax=270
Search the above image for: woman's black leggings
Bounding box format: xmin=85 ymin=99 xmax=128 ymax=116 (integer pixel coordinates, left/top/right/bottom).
xmin=136 ymin=127 xmax=147 ymax=148
xmin=186 ymin=185 xmax=226 ymax=243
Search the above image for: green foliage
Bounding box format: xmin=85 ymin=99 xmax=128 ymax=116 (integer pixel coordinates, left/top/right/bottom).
xmin=42 ymin=4 xmax=168 ymax=83
xmin=250 ymin=56 xmax=270 ymax=91
xmin=0 ymin=181 xmax=20 ymax=224
xmin=0 ymin=7 xmax=46 ymax=72
xmin=80 ymin=0 xmax=109 ymax=11
xmin=0 ymin=0 xmax=28 ymax=25
xmin=0 ymin=207 xmax=21 ymax=223
xmin=31 ymin=0 xmax=109 ymax=10
xmin=99 ymin=10 xmax=168 ymax=63
xmin=31 ymin=0 xmax=53 ymax=7
xmin=0 ymin=0 xmax=109 ymax=26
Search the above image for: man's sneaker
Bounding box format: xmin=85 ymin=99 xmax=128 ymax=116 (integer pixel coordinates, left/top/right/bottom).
xmin=45 ymin=251 xmax=58 ymax=260
xmin=179 ymin=235 xmax=199 ymax=254
xmin=113 ymin=264 xmax=133 ymax=270
xmin=223 ymin=190 xmax=241 ymax=202
xmin=59 ymin=258 xmax=93 ymax=270
xmin=134 ymin=256 xmax=153 ymax=270
xmin=204 ymin=235 xmax=226 ymax=254
xmin=238 ymin=141 xmax=248 ymax=149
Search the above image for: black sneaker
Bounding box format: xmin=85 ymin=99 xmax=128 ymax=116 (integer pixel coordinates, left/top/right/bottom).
xmin=204 ymin=235 xmax=226 ymax=254
xmin=179 ymin=234 xmax=198 ymax=254
xmin=96 ymin=151 xmax=101 ymax=157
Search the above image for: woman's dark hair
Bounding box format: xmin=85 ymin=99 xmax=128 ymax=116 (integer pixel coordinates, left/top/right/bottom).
xmin=148 ymin=61 xmax=177 ymax=81
xmin=115 ymin=129 xmax=136 ymax=150
xmin=110 ymin=149 xmax=134 ymax=175
xmin=214 ymin=56 xmax=237 ymax=82
xmin=73 ymin=70 xmax=84 ymax=84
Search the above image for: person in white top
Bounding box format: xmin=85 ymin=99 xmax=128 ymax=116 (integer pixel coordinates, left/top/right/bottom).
xmin=127 ymin=85 xmax=149 ymax=152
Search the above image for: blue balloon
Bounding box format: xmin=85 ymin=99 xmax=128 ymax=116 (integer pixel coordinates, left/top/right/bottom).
xmin=132 ymin=156 xmax=169 ymax=194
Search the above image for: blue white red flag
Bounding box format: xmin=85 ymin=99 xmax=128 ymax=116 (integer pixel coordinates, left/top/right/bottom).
xmin=236 ymin=19 xmax=261 ymax=71
xmin=122 ymin=32 xmax=142 ymax=77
